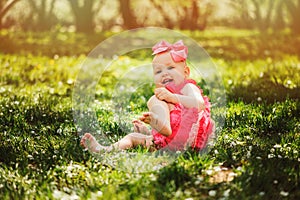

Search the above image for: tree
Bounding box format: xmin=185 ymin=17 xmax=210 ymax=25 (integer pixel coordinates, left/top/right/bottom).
xmin=273 ymin=0 xmax=286 ymax=30
xmin=148 ymin=0 xmax=214 ymax=30
xmin=27 ymin=0 xmax=57 ymax=31
xmin=251 ymin=0 xmax=276 ymax=31
xmin=285 ymin=0 xmax=300 ymax=34
xmin=0 ymin=0 xmax=20 ymax=29
xmin=228 ymin=0 xmax=254 ymax=29
xmin=119 ymin=0 xmax=139 ymax=29
xmin=228 ymin=0 xmax=286 ymax=31
xmin=178 ymin=0 xmax=213 ymax=30
xmin=148 ymin=0 xmax=175 ymax=28
xmin=68 ymin=0 xmax=97 ymax=33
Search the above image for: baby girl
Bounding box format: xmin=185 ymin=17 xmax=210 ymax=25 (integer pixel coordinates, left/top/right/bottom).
xmin=80 ymin=40 xmax=214 ymax=152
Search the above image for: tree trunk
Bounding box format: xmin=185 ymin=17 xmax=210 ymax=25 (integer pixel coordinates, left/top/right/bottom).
xmin=190 ymin=0 xmax=199 ymax=30
xmin=27 ymin=0 xmax=57 ymax=31
xmin=264 ymin=0 xmax=276 ymax=28
xmin=69 ymin=0 xmax=95 ymax=33
xmin=273 ymin=0 xmax=285 ymax=30
xmin=228 ymin=0 xmax=254 ymax=29
xmin=148 ymin=0 xmax=174 ymax=28
xmin=179 ymin=6 xmax=189 ymax=30
xmin=0 ymin=0 xmax=20 ymax=29
xmin=251 ymin=0 xmax=275 ymax=31
xmin=177 ymin=0 xmax=209 ymax=30
xmin=285 ymin=0 xmax=300 ymax=34
xmin=119 ymin=0 xmax=139 ymax=29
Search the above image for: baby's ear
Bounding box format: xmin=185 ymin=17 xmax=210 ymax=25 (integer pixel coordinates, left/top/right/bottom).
xmin=184 ymin=65 xmax=190 ymax=77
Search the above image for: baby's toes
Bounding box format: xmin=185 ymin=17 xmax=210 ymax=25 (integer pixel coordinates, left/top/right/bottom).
xmin=80 ymin=139 xmax=86 ymax=147
xmin=83 ymin=133 xmax=91 ymax=138
xmin=80 ymin=133 xmax=90 ymax=146
xmin=86 ymin=133 xmax=96 ymax=142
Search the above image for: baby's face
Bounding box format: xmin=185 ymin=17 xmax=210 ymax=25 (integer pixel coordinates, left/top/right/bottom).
xmin=152 ymin=52 xmax=189 ymax=88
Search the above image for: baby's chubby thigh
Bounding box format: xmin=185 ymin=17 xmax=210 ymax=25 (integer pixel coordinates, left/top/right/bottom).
xmin=147 ymin=95 xmax=172 ymax=136
xmin=147 ymin=95 xmax=171 ymax=111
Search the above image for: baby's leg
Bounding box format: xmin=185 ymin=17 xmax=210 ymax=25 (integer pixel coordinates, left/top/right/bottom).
xmin=80 ymin=132 xmax=153 ymax=153
xmin=147 ymin=95 xmax=172 ymax=136
xmin=112 ymin=132 xmax=153 ymax=150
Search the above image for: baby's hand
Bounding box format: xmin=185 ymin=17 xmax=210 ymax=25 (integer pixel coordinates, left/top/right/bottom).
xmin=132 ymin=119 xmax=150 ymax=135
xmin=139 ymin=112 xmax=152 ymax=124
xmin=154 ymin=88 xmax=177 ymax=103
xmin=139 ymin=112 xmax=171 ymax=136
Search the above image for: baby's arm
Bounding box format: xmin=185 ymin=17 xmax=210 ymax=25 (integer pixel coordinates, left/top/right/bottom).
xmin=155 ymin=83 xmax=205 ymax=111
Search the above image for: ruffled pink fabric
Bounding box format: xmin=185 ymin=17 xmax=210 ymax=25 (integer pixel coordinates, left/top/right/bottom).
xmin=152 ymin=40 xmax=188 ymax=62
xmin=152 ymin=79 xmax=214 ymax=151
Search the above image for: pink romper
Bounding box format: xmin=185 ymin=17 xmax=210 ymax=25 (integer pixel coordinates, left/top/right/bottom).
xmin=152 ymin=79 xmax=214 ymax=151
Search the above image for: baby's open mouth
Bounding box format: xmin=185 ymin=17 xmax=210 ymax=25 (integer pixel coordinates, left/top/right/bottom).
xmin=162 ymin=78 xmax=173 ymax=85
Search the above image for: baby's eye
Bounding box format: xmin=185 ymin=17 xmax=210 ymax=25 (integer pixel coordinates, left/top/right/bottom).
xmin=155 ymin=70 xmax=162 ymax=74
xmin=167 ymin=66 xmax=175 ymax=70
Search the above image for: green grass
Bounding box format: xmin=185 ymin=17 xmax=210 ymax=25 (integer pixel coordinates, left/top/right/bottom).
xmin=0 ymin=29 xmax=300 ymax=199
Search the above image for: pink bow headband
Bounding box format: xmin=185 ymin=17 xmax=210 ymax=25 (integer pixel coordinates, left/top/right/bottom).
xmin=152 ymin=40 xmax=188 ymax=62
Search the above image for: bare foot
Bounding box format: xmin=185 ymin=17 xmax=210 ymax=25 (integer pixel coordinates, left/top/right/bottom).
xmin=132 ymin=120 xmax=150 ymax=135
xmin=80 ymin=133 xmax=108 ymax=153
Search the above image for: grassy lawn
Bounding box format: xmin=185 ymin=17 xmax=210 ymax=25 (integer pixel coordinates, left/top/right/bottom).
xmin=0 ymin=29 xmax=299 ymax=199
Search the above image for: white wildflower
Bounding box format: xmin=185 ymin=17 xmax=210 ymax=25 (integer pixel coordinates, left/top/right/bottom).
xmin=280 ymin=191 xmax=289 ymax=197
xmin=206 ymin=169 xmax=213 ymax=175
xmin=208 ymin=190 xmax=217 ymax=197
xmin=268 ymin=154 xmax=275 ymax=159
xmin=273 ymin=144 xmax=281 ymax=148
xmin=223 ymin=189 xmax=230 ymax=197
xmin=259 ymin=191 xmax=265 ymax=196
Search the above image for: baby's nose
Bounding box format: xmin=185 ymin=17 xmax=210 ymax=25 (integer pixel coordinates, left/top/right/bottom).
xmin=162 ymin=70 xmax=169 ymax=76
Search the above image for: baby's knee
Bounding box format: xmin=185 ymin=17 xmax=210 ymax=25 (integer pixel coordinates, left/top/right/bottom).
xmin=120 ymin=134 xmax=135 ymax=148
xmin=124 ymin=133 xmax=134 ymax=141
xmin=147 ymin=95 xmax=167 ymax=108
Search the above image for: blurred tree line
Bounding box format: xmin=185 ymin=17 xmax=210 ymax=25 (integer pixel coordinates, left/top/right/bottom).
xmin=0 ymin=0 xmax=299 ymax=34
